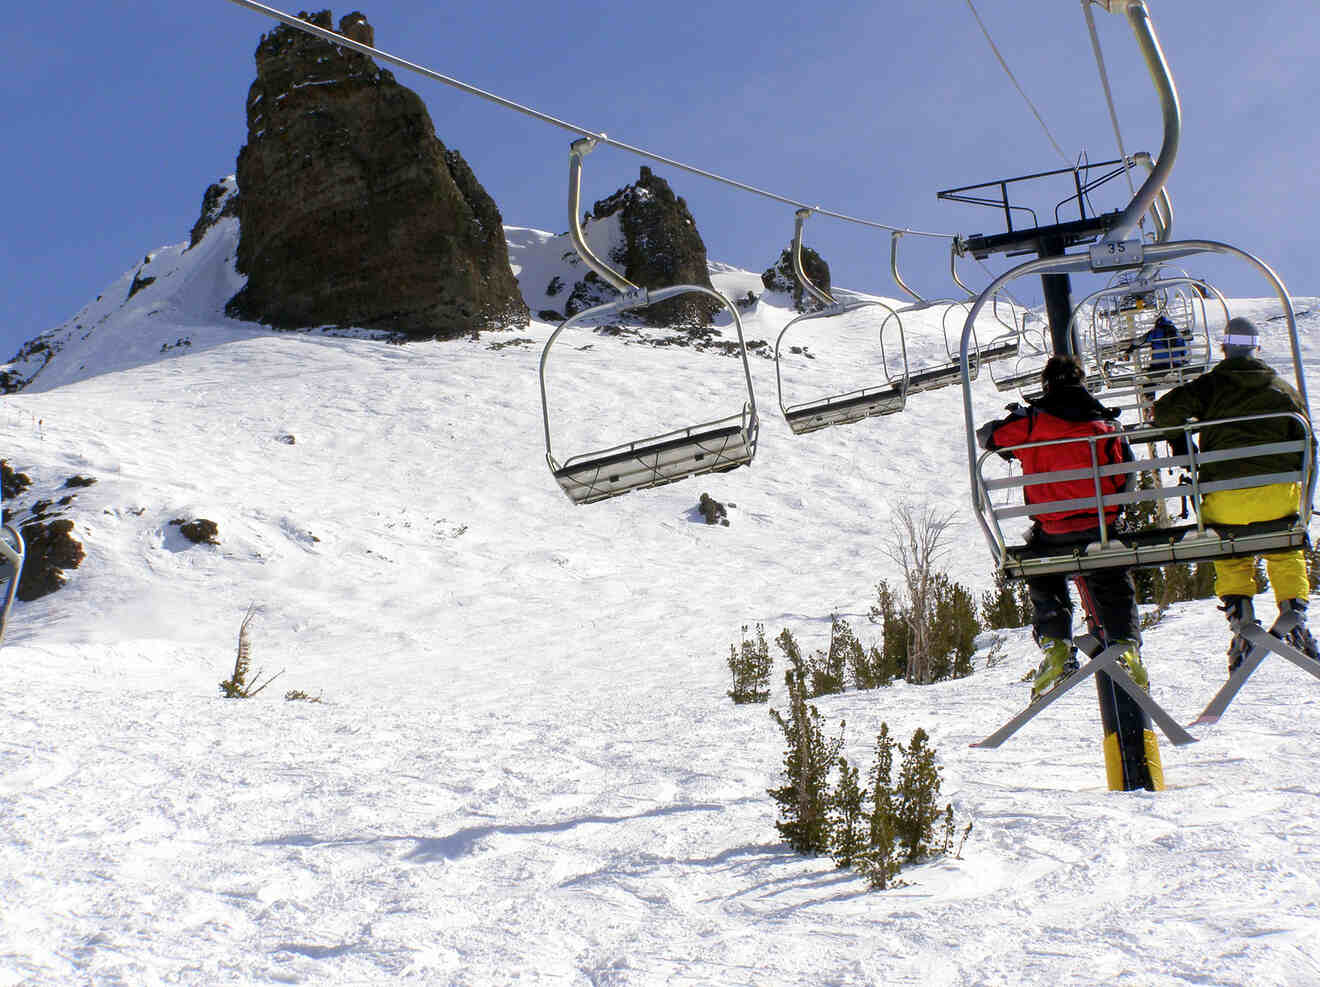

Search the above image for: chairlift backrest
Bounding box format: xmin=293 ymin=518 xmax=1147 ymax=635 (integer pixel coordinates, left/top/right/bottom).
xmin=976 ymin=413 xmax=1313 ymax=577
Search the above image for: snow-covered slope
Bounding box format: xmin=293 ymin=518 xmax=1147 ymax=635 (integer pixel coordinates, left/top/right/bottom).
xmin=4 ymin=213 xmax=1320 ymax=985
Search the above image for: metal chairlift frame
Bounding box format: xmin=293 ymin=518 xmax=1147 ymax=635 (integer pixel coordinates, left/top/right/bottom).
xmin=1079 ymin=274 xmax=1222 ymax=392
xmin=958 ymin=238 xmax=1312 ymax=580
xmin=950 ymin=245 xmax=1023 ymax=363
xmin=882 ymin=231 xmax=985 ymax=395
xmin=0 ymin=524 xmax=23 ymax=644
xmin=773 ymin=209 xmax=910 ymax=434
xmin=538 ymin=138 xmax=759 ymax=504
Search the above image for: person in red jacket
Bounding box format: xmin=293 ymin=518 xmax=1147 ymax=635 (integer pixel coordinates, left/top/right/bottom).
xmin=977 ymin=355 xmax=1145 ymax=700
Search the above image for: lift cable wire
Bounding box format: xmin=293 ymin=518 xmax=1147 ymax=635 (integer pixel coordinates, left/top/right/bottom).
xmin=1082 ymin=0 xmax=1137 ymax=196
xmin=222 ymin=0 xmax=957 ymax=240
xmin=963 ymin=0 xmax=1072 ymax=166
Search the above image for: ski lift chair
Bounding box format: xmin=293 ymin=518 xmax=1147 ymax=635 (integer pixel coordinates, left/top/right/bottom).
xmin=0 ymin=523 xmax=24 ymax=644
xmin=1084 ymin=274 xmax=1220 ymax=396
xmin=539 ymin=139 xmax=759 ymax=504
xmin=774 ymin=210 xmax=909 ymax=434
xmin=975 ymin=413 xmax=1313 ymax=579
xmin=960 ymin=237 xmax=1314 ymax=584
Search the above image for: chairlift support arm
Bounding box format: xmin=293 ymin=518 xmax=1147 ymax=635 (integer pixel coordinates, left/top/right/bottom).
xmin=1092 ymin=0 xmax=1181 ymax=244
xmin=791 ymin=209 xmax=835 ymax=308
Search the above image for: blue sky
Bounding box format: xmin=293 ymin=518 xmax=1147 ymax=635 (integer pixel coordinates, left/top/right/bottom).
xmin=7 ymin=0 xmax=1317 ymax=358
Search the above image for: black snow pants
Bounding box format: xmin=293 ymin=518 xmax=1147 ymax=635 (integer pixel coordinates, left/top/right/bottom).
xmin=1025 ymin=526 xmax=1140 ymax=646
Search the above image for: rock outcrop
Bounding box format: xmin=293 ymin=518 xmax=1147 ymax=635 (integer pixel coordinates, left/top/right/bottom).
xmin=762 ymin=245 xmax=832 ymax=313
xmin=226 ymin=10 xmax=528 ymax=337
xmin=583 ymin=166 xmax=721 ymax=328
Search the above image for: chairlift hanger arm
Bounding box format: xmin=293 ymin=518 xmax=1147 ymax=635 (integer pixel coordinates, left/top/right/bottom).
xmin=891 ymin=231 xmax=926 ymax=304
xmin=568 ymin=139 xmax=637 ymax=295
xmin=1091 ymin=0 xmax=1181 ymax=244
xmin=791 ymin=209 xmax=835 ymax=308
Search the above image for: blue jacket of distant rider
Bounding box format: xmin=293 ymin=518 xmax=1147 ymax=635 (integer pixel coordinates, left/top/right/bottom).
xmin=1127 ymin=316 xmax=1189 ymax=370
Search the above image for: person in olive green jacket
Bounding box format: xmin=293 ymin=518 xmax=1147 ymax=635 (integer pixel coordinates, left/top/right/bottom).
xmin=1152 ymin=316 xmax=1317 ymax=667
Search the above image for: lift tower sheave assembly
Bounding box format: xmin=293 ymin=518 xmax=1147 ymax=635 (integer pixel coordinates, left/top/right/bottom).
xmin=939 ymin=0 xmax=1185 ymax=792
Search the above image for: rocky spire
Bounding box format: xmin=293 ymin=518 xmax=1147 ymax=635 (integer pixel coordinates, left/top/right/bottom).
xmin=226 ymin=10 xmax=528 ymax=337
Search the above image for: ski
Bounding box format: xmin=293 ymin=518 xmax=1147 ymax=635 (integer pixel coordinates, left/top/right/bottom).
xmin=1191 ymin=614 xmax=1320 ymax=726
xmin=974 ymin=641 xmax=1195 ymax=749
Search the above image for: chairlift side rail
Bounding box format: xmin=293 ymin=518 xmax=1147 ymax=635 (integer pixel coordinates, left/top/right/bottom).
xmin=876 ymin=309 xmax=912 ymax=391
xmin=0 ymin=525 xmax=22 ymax=644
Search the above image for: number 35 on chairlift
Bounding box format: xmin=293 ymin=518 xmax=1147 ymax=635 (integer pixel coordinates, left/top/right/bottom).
xmin=1089 ymin=238 xmax=1147 ymax=272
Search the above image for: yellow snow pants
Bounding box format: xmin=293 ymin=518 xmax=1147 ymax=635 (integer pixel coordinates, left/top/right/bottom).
xmin=1201 ymin=482 xmax=1309 ymax=601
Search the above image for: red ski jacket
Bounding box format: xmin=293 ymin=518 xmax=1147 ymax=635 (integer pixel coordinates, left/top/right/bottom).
xmin=978 ymin=386 xmax=1133 ymax=534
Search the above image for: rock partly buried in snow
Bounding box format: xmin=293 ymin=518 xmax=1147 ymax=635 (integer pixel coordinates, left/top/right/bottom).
xmin=580 ymin=166 xmax=722 ymax=329
xmin=762 ymin=245 xmax=832 ymax=313
xmin=17 ymin=518 xmax=85 ymax=602
xmin=171 ymin=518 xmax=221 ymax=546
xmin=226 ymin=10 xmax=528 ymax=338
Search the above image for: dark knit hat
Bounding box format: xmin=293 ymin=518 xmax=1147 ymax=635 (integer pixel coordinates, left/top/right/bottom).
xmin=1041 ymin=354 xmax=1085 ymax=393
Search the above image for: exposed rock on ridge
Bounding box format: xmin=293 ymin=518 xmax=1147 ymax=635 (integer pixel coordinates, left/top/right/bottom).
xmin=762 ymin=245 xmax=832 ymax=313
xmin=577 ymin=166 xmax=722 ymax=328
xmin=226 ymin=10 xmax=528 ymax=337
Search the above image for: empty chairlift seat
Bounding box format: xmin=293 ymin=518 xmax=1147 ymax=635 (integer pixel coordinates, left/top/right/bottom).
xmin=539 ymin=138 xmax=760 ymax=505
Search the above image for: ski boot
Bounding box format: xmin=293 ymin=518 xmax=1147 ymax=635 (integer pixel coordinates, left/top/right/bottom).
xmin=1113 ymin=639 xmax=1148 ymax=692
xmin=1273 ymin=599 xmax=1320 ymax=661
xmin=1031 ymin=637 xmax=1079 ymax=702
xmin=1219 ymin=595 xmax=1259 ymax=673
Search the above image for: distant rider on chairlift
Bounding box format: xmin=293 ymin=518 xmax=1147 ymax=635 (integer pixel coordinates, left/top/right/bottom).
xmin=1124 ymin=313 xmax=1190 ymax=374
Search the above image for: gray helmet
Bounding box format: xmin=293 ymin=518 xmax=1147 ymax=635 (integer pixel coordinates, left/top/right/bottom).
xmin=1222 ymin=316 xmax=1260 ymax=357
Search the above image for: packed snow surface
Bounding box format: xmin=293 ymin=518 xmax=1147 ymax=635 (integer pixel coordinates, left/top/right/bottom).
xmin=3 ymin=215 xmax=1320 ymax=985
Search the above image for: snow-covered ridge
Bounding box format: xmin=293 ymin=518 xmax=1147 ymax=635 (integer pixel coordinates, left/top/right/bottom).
xmin=4 ymin=211 xmax=1320 ymax=982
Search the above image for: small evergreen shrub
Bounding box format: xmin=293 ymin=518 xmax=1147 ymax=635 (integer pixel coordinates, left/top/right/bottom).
xmin=854 ymin=724 xmax=902 ymax=889
xmin=927 ymin=575 xmax=978 ymax=681
xmin=769 ymin=715 xmax=965 ymax=890
xmin=980 ymin=569 xmax=1032 ymax=630
xmin=826 ymin=753 xmax=868 ymax=869
xmin=868 ymin=581 xmax=909 ymax=684
xmin=767 ymin=664 xmax=842 ymax=854
xmin=870 ymin=576 xmax=981 ymax=685
xmin=727 ymin=623 xmax=772 ymax=704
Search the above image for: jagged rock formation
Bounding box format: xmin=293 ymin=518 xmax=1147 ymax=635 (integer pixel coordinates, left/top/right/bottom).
xmin=189 ymin=179 xmax=240 ymax=249
xmin=226 ymin=10 xmax=528 ymax=337
xmin=762 ymin=245 xmax=832 ymax=313
xmin=581 ymin=167 xmax=722 ymax=328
